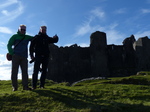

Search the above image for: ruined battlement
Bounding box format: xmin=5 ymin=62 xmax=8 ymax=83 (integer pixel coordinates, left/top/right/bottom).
xmin=47 ymin=31 xmax=150 ymax=83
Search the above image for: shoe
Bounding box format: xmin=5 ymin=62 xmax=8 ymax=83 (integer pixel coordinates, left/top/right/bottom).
xmin=12 ymin=88 xmax=17 ymax=91
xmin=39 ymin=86 xmax=44 ymax=89
xmin=32 ymin=87 xmax=36 ymax=90
xmin=23 ymin=87 xmax=31 ymax=90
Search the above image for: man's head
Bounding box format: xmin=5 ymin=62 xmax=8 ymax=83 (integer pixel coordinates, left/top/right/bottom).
xmin=18 ymin=24 xmax=26 ymax=34
xmin=40 ymin=26 xmax=47 ymax=34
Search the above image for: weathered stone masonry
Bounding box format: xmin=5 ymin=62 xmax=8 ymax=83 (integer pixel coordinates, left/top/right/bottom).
xmin=47 ymin=31 xmax=150 ymax=83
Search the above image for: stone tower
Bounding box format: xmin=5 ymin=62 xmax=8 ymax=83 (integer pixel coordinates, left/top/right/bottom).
xmin=133 ymin=36 xmax=150 ymax=71
xmin=90 ymin=31 xmax=109 ymax=77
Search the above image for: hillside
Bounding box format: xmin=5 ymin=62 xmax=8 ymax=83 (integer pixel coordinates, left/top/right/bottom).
xmin=1 ymin=72 xmax=150 ymax=112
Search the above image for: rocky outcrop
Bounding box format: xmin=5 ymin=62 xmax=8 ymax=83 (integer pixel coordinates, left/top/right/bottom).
xmin=47 ymin=31 xmax=150 ymax=83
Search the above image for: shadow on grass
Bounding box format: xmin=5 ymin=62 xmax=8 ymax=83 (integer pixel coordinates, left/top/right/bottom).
xmin=32 ymin=87 xmax=150 ymax=112
xmin=104 ymin=78 xmax=150 ymax=86
xmin=129 ymin=94 xmax=150 ymax=101
xmin=0 ymin=93 xmax=36 ymax=111
xmin=32 ymin=87 xmax=101 ymax=110
xmin=100 ymin=101 xmax=150 ymax=112
xmin=0 ymin=89 xmax=150 ymax=112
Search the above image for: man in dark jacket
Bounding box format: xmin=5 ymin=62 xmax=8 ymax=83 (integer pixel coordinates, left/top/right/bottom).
xmin=29 ymin=26 xmax=58 ymax=89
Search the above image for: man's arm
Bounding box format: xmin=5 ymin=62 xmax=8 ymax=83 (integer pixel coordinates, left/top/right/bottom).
xmin=48 ymin=35 xmax=59 ymax=43
xmin=7 ymin=35 xmax=15 ymax=55
xmin=29 ymin=36 xmax=36 ymax=59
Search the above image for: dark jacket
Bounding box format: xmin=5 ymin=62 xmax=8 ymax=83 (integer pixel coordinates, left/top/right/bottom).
xmin=29 ymin=32 xmax=58 ymax=58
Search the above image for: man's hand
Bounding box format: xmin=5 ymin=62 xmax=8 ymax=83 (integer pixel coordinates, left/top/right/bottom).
xmin=29 ymin=56 xmax=35 ymax=64
xmin=53 ymin=34 xmax=58 ymax=38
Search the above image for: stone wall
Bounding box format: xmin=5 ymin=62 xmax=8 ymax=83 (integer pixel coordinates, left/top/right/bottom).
xmin=48 ymin=44 xmax=91 ymax=83
xmin=133 ymin=36 xmax=150 ymax=71
xmin=47 ymin=31 xmax=150 ymax=83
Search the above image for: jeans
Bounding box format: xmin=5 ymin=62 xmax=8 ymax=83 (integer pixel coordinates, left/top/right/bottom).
xmin=11 ymin=54 xmax=29 ymax=89
xmin=32 ymin=55 xmax=49 ymax=88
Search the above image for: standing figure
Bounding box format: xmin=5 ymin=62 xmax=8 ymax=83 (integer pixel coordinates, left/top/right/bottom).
xmin=7 ymin=24 xmax=33 ymax=91
xmin=29 ymin=26 xmax=58 ymax=89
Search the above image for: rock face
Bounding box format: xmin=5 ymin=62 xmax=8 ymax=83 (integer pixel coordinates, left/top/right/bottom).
xmin=47 ymin=31 xmax=150 ymax=83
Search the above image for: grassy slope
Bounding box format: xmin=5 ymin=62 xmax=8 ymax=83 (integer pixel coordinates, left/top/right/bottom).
xmin=1 ymin=73 xmax=150 ymax=112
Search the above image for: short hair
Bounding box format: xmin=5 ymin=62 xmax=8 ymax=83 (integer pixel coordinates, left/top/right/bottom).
xmin=40 ymin=26 xmax=47 ymax=29
xmin=19 ymin=24 xmax=26 ymax=31
xmin=20 ymin=24 xmax=26 ymax=27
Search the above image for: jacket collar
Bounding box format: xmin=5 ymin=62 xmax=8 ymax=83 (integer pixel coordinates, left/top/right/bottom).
xmin=17 ymin=31 xmax=25 ymax=36
xmin=38 ymin=32 xmax=48 ymax=37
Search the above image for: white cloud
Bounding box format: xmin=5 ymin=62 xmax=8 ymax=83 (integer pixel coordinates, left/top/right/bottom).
xmin=74 ymin=7 xmax=107 ymax=37
xmin=78 ymin=43 xmax=89 ymax=47
xmin=90 ymin=7 xmax=105 ymax=19
xmin=109 ymin=23 xmax=118 ymax=30
xmin=141 ymin=9 xmax=150 ymax=13
xmin=1 ymin=10 xmax=9 ymax=16
xmin=0 ymin=65 xmax=23 ymax=80
xmin=106 ymin=30 xmax=125 ymax=45
xmin=74 ymin=23 xmax=105 ymax=37
xmin=135 ymin=30 xmax=150 ymax=39
xmin=64 ymin=43 xmax=74 ymax=47
xmin=0 ymin=54 xmax=4 ymax=58
xmin=0 ymin=59 xmax=11 ymax=80
xmin=73 ymin=7 xmax=124 ymax=45
xmin=0 ymin=59 xmax=10 ymax=66
xmin=74 ymin=21 xmax=124 ymax=45
xmin=75 ymin=23 xmax=91 ymax=36
xmin=0 ymin=27 xmax=13 ymax=34
xmin=0 ymin=67 xmax=11 ymax=80
xmin=0 ymin=0 xmax=24 ymax=25
xmin=0 ymin=42 xmax=5 ymax=47
xmin=0 ymin=0 xmax=18 ymax=9
xmin=74 ymin=5 xmax=147 ymax=46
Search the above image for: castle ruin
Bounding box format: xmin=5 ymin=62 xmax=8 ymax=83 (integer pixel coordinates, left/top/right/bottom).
xmin=47 ymin=31 xmax=150 ymax=83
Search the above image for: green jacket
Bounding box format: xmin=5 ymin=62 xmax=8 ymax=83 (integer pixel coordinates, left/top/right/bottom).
xmin=7 ymin=31 xmax=33 ymax=58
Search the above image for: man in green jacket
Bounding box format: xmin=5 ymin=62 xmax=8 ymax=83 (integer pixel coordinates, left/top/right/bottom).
xmin=7 ymin=24 xmax=33 ymax=91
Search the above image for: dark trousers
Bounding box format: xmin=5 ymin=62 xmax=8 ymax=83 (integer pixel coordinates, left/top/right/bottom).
xmin=32 ymin=55 xmax=49 ymax=88
xmin=11 ymin=55 xmax=29 ymax=89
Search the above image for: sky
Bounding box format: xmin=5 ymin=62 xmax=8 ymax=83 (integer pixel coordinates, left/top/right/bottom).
xmin=0 ymin=0 xmax=150 ymax=80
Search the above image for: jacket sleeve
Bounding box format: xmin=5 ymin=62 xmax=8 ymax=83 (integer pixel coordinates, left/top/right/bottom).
xmin=29 ymin=36 xmax=36 ymax=58
xmin=48 ymin=35 xmax=59 ymax=43
xmin=26 ymin=35 xmax=34 ymax=41
xmin=7 ymin=35 xmax=15 ymax=55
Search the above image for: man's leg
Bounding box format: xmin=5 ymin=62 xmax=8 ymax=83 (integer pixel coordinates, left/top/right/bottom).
xmin=11 ymin=55 xmax=20 ymax=91
xmin=32 ymin=57 xmax=41 ymax=89
xmin=20 ymin=57 xmax=29 ymax=90
xmin=40 ymin=58 xmax=48 ymax=88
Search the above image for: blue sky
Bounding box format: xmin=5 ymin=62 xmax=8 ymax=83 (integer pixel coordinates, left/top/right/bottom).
xmin=0 ymin=0 xmax=150 ymax=80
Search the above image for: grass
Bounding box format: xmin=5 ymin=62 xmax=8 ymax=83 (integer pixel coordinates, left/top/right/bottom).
xmin=1 ymin=72 xmax=150 ymax=112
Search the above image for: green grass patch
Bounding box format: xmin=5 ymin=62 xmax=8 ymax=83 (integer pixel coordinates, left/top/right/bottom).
xmin=1 ymin=73 xmax=150 ymax=112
